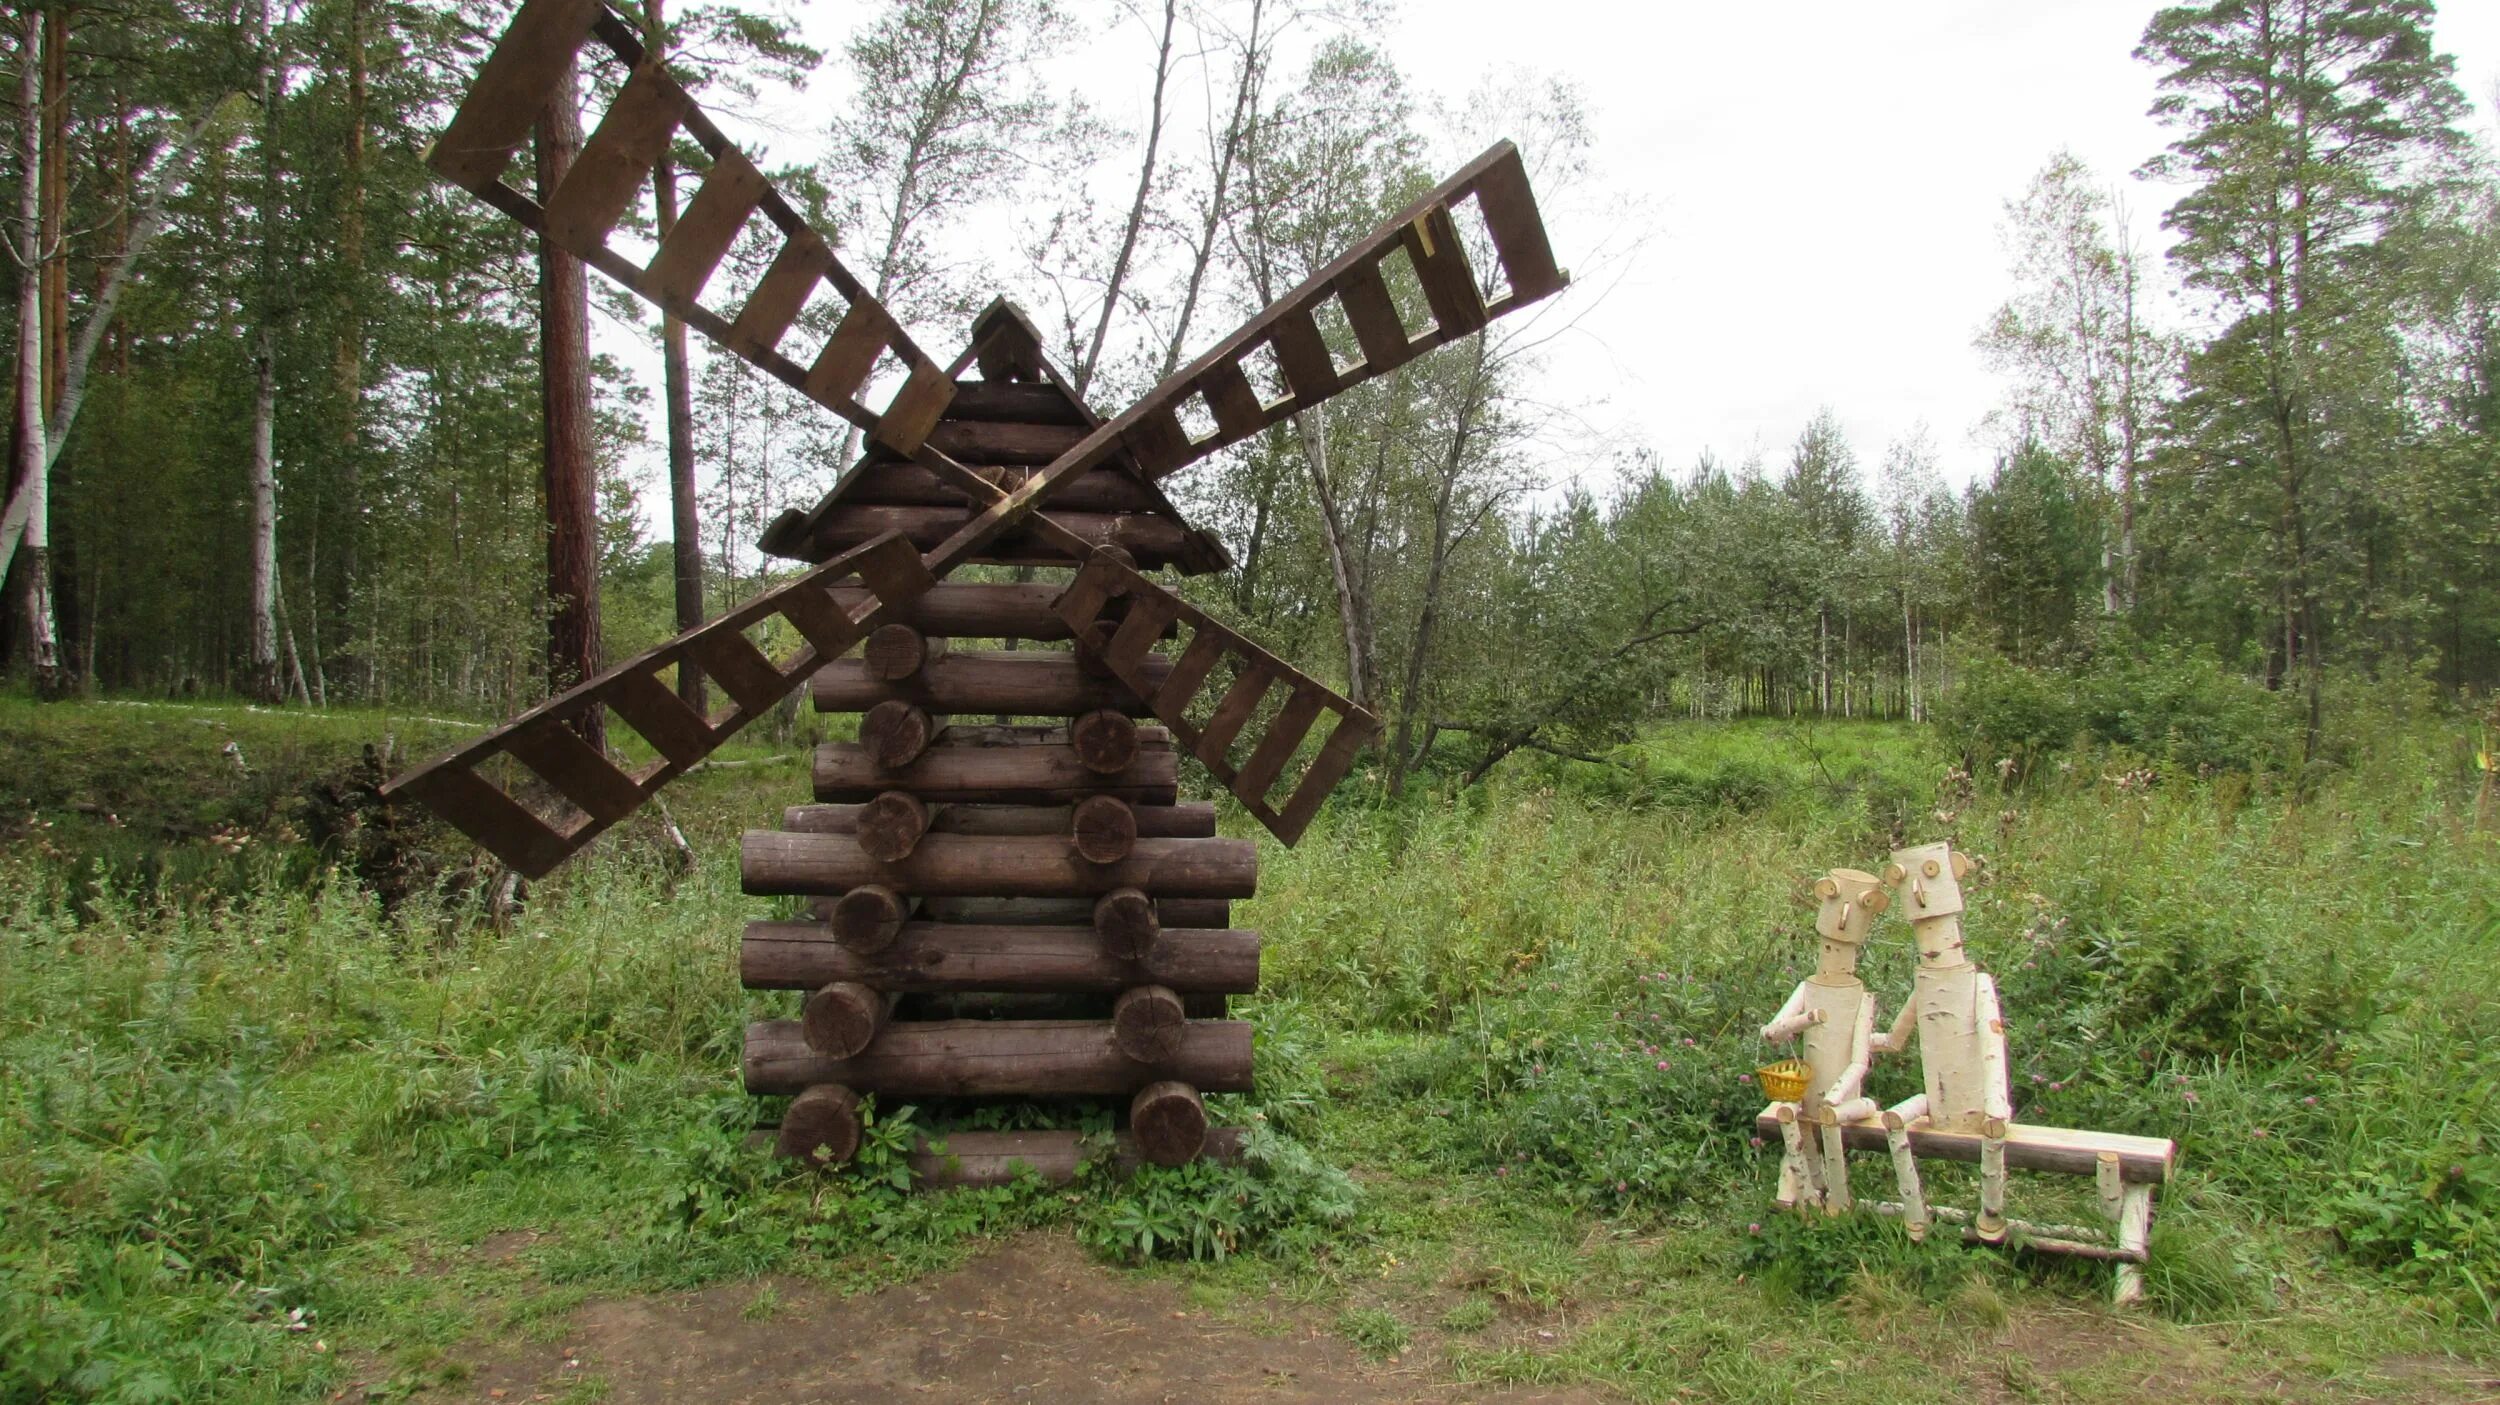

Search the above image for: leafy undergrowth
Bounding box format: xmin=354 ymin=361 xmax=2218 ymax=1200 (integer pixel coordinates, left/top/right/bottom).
xmin=0 ymin=701 xmax=2495 ymax=1402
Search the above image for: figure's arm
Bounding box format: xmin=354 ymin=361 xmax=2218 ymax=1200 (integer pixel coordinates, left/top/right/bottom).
xmin=1869 ymin=996 xmax=1916 ymax=1055
xmin=1976 ymin=973 xmax=2014 ymax=1122
xmin=1760 ymin=984 xmax=1823 ymax=1043
xmin=1822 ymin=996 xmax=1878 ymax=1107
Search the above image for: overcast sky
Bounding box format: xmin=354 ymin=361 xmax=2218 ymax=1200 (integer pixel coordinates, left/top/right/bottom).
xmin=632 ymin=1 xmax=2500 ymax=527
xmin=1371 ymin=0 xmax=2500 ymax=491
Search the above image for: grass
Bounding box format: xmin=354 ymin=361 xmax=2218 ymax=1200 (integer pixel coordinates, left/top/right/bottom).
xmin=1 ymin=698 xmax=2495 ymax=1401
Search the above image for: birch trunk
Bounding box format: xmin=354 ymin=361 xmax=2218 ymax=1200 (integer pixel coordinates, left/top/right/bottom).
xmin=10 ymin=7 xmax=59 ymax=692
xmin=246 ymin=326 xmax=280 ymax=701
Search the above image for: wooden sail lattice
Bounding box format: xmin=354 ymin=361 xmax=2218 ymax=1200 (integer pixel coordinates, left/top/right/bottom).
xmin=918 ymin=138 xmax=1567 ymax=573
xmin=383 ymin=534 xmax=934 ymax=877
xmin=425 ymin=0 xmax=956 ymax=456
xmin=1052 ymin=553 xmax=1379 ymax=846
xmin=397 ymin=0 xmax=1565 ymax=856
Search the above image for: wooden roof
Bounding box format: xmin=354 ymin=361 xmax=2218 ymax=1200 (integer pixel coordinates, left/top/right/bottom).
xmin=759 ymin=301 xmax=1232 ymax=575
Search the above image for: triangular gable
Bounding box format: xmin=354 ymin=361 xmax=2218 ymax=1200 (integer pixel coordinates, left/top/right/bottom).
xmin=759 ymin=300 xmax=1231 ymax=576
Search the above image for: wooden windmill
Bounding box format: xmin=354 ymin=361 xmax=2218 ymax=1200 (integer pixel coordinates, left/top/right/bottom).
xmin=387 ymin=0 xmax=1565 ymax=1183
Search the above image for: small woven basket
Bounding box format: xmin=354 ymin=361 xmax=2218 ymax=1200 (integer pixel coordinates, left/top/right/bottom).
xmin=1756 ymin=1059 xmax=1810 ymax=1102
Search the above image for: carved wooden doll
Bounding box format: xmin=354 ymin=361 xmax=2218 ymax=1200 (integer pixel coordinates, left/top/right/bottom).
xmin=1877 ymin=840 xmax=2011 ymax=1240
xmin=1760 ymin=868 xmax=1890 ymax=1212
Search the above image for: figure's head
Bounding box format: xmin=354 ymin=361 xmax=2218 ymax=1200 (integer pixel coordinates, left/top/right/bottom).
xmin=1811 ymin=868 xmax=1888 ymax=978
xmin=1883 ymin=841 xmax=1973 ymax=922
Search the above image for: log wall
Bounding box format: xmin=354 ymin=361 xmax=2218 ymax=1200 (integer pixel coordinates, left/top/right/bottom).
xmin=745 ymin=422 xmax=1263 ymax=1177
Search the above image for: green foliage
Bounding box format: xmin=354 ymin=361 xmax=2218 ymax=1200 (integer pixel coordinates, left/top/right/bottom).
xmin=1935 ymin=638 xmax=2290 ymax=779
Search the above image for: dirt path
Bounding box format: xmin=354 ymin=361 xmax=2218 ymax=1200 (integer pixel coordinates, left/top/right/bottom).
xmin=444 ymin=1234 xmax=1607 ymax=1404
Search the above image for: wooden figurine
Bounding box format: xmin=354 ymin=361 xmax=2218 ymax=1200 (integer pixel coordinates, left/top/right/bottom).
xmin=376 ymin=0 xmax=1566 ymax=1189
xmin=1752 ymin=840 xmax=2181 ymax=1304
xmin=1760 ymin=869 xmax=1890 ymax=1213
xmin=1878 ymin=841 xmax=2011 ymax=1239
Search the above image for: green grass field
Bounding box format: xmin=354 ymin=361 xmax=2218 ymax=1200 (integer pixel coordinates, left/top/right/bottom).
xmin=1 ymin=698 xmax=2494 ymax=1401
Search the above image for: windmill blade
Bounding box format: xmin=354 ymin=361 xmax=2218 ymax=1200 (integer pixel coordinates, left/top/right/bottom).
xmin=1052 ymin=552 xmax=1379 ymax=846
xmin=426 ymin=0 xmax=957 ymax=458
xmin=916 ymin=139 xmax=1567 ymax=575
xmin=380 ymin=534 xmax=933 ymax=877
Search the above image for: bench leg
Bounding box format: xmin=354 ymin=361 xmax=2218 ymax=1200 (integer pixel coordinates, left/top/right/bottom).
xmin=1816 ymin=1109 xmax=1853 ymax=1214
xmin=2113 ymin=1182 xmax=2154 ymax=1307
xmin=1774 ymin=1103 xmax=1818 ymax=1213
xmin=1882 ymin=1100 xmax=1930 ymax=1241
xmin=1976 ymin=1115 xmax=2009 ymax=1242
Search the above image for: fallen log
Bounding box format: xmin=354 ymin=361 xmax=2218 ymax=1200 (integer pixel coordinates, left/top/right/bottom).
xmin=812 ymin=650 xmax=1166 ymax=717
xmin=743 ymin=1018 xmax=1254 ymax=1096
xmin=814 ymin=739 xmax=1176 ymax=805
xmin=741 ymin=921 xmax=1262 ymax=993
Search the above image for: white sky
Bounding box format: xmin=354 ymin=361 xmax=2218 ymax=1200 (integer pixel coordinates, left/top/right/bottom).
xmin=613 ymin=0 xmax=2500 ymax=531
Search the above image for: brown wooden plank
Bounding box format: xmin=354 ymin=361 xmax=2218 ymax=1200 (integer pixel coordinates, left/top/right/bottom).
xmin=1199 ymin=361 xmax=1264 ymax=440
xmin=1270 ymin=710 xmax=1374 ymax=844
xmin=502 ymin=716 xmax=644 ymax=825
xmin=685 ymin=629 xmax=787 ymax=715
xmin=1469 ymin=151 xmax=1565 ymax=303
xmin=1267 ymin=310 xmax=1339 ymax=403
xmin=873 ymin=362 xmax=956 ymax=455
xmin=803 ymin=299 xmax=890 ymax=408
xmin=1049 ymin=555 xmax=1123 ymax=633
xmin=645 ymin=146 xmax=769 ymax=305
xmin=774 ymin=582 xmax=858 ymax=657
xmin=395 ymin=763 xmax=571 ymax=878
xmin=1103 ymin=594 xmax=1177 ymax=677
xmin=1337 ymin=268 xmax=1411 ymax=371
xmin=1194 ymin=666 xmax=1270 ymax=767
xmin=1232 ymin=681 xmax=1325 ymax=805
xmin=847 ymin=530 xmax=938 ymax=607
xmin=726 ymin=229 xmax=833 ymax=359
xmin=540 ymin=60 xmax=687 ymax=251
xmin=1153 ymin=626 xmax=1228 ymax=717
xmin=1407 ymin=204 xmax=1488 ymax=336
xmin=427 ymin=0 xmax=604 ymax=192
xmin=1123 ymin=406 xmax=1192 ymax=476
xmin=607 ymin=668 xmax=715 ymax=765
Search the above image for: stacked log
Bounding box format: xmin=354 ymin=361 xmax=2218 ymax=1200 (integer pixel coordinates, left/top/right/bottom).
xmin=741 ymin=576 xmax=1256 ymax=1185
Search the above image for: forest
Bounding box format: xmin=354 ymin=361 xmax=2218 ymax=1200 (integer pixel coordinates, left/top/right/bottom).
xmin=3 ymin=0 xmax=2499 ymax=1402
xmin=1 ymin=0 xmax=2494 ymax=766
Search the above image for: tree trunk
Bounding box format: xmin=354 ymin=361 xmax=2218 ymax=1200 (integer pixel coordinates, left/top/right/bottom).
xmin=246 ymin=326 xmax=281 ymax=701
xmin=11 ymin=7 xmax=58 ymax=694
xmin=1076 ymin=0 xmax=1176 ymax=394
xmin=1294 ymin=404 xmax=1370 ymax=710
xmin=536 ymin=58 xmax=602 ymax=747
xmin=37 ymin=3 xmax=62 ymax=417
xmin=1157 ymin=0 xmax=1264 ymax=380
xmin=645 ymin=0 xmax=705 ymax=711
xmin=331 ymin=0 xmax=367 ymax=666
